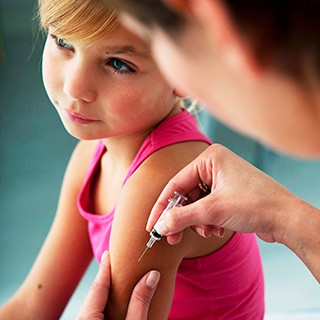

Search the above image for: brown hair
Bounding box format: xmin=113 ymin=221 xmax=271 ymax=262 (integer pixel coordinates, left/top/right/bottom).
xmin=105 ymin=0 xmax=185 ymax=33
xmin=38 ymin=0 xmax=119 ymax=46
xmin=105 ymin=0 xmax=320 ymax=83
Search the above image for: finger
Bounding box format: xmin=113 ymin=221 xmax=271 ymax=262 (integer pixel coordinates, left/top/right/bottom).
xmin=193 ymin=225 xmax=214 ymax=238
xmin=126 ymin=270 xmax=160 ymax=320
xmin=77 ymin=251 xmax=111 ymax=318
xmin=191 ymin=225 xmax=225 ymax=238
xmin=147 ymin=161 xmax=204 ymax=231
xmin=166 ymin=231 xmax=184 ymax=245
xmin=213 ymin=227 xmax=225 ymax=238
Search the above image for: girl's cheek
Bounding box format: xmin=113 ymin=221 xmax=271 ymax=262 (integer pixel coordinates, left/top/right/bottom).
xmin=42 ymin=56 xmax=53 ymax=95
xmin=42 ymin=50 xmax=61 ymax=98
xmin=42 ymin=46 xmax=52 ymax=81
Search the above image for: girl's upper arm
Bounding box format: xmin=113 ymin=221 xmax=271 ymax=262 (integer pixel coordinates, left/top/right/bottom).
xmin=0 ymin=140 xmax=97 ymax=320
xmin=106 ymin=142 xmax=209 ymax=320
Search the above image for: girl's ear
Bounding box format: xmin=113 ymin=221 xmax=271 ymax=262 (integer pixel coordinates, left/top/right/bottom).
xmin=173 ymin=87 xmax=187 ymax=98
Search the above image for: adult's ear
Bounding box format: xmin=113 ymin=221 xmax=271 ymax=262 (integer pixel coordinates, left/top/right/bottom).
xmin=164 ymin=0 xmax=264 ymax=82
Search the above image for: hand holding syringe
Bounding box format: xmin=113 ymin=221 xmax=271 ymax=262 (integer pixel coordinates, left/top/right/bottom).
xmin=138 ymin=192 xmax=187 ymax=262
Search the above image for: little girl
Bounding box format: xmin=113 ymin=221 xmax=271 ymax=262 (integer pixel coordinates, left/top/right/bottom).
xmin=0 ymin=0 xmax=264 ymax=319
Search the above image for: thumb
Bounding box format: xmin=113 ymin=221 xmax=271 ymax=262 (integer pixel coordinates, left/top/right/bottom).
xmin=77 ymin=251 xmax=111 ymax=319
xmin=126 ymin=270 xmax=160 ymax=319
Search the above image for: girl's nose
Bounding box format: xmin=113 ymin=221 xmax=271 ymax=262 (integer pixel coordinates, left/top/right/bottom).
xmin=63 ymin=60 xmax=97 ymax=103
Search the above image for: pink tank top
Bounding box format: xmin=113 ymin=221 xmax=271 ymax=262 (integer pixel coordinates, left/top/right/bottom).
xmin=78 ymin=109 xmax=265 ymax=319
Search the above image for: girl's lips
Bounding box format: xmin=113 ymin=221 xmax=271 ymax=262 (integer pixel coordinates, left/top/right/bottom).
xmin=64 ymin=109 xmax=98 ymax=124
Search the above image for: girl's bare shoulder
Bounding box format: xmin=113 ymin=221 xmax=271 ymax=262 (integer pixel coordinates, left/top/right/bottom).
xmin=62 ymin=140 xmax=100 ymax=186
xmin=142 ymin=140 xmax=210 ymax=176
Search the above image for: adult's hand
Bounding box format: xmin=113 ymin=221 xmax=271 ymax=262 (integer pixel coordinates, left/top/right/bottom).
xmin=148 ymin=144 xmax=296 ymax=245
xmin=77 ymin=251 xmax=160 ymax=320
xmin=149 ymin=144 xmax=320 ymax=282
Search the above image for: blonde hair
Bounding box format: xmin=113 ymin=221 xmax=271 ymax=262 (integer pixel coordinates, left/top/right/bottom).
xmin=38 ymin=0 xmax=119 ymax=46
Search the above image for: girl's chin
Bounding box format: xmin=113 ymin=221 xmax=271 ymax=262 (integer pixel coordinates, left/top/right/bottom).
xmin=62 ymin=124 xmax=99 ymax=141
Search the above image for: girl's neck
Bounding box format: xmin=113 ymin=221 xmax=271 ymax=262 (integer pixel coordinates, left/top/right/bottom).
xmin=102 ymin=130 xmax=153 ymax=168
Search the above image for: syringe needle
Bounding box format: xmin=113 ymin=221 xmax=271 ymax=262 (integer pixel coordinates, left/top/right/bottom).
xmin=138 ymin=247 xmax=149 ymax=262
xmin=138 ymin=192 xmax=187 ymax=262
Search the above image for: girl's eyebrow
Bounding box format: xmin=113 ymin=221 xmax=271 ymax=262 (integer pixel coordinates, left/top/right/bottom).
xmin=105 ymin=45 xmax=151 ymax=60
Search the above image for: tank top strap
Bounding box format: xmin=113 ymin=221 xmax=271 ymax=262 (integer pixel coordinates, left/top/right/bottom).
xmin=123 ymin=109 xmax=211 ymax=185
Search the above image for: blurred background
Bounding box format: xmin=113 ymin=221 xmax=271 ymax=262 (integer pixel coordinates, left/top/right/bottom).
xmin=0 ymin=1 xmax=319 ymax=319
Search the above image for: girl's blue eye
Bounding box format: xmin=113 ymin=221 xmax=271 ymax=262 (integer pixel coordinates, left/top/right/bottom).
xmin=56 ymin=36 xmax=73 ymax=50
xmin=109 ymin=58 xmax=134 ymax=74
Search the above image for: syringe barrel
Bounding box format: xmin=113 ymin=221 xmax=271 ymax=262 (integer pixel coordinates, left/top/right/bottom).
xmin=170 ymin=192 xmax=187 ymax=207
xmin=147 ymin=192 xmax=187 ymax=249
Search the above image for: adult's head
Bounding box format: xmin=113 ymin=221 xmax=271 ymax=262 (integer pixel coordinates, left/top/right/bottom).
xmin=105 ymin=0 xmax=320 ymax=158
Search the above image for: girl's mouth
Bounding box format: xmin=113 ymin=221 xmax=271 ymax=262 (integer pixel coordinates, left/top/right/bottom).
xmin=64 ymin=109 xmax=98 ymax=125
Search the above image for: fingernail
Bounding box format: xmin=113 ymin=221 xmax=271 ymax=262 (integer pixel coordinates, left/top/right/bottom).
xmin=146 ymin=270 xmax=160 ymax=289
xmin=101 ymin=250 xmax=108 ymax=263
xmin=203 ymin=230 xmax=213 ymax=238
xmin=195 ymin=227 xmax=208 ymax=238
xmin=194 ymin=227 xmax=204 ymax=237
xmin=218 ymin=229 xmax=225 ymax=238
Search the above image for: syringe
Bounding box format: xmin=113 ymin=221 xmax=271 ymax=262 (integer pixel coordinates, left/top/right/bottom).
xmin=138 ymin=192 xmax=187 ymax=262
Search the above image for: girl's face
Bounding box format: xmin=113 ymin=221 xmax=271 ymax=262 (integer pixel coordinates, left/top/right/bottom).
xmin=42 ymin=24 xmax=177 ymax=141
